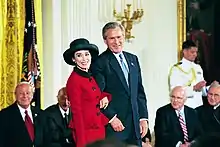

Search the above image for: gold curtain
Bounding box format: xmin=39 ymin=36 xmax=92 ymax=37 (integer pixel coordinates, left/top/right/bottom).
xmin=34 ymin=0 xmax=44 ymax=108
xmin=0 ymin=0 xmax=25 ymax=110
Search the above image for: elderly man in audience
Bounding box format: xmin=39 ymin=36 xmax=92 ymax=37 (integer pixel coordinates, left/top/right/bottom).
xmin=42 ymin=87 xmax=75 ymax=147
xmin=154 ymin=86 xmax=202 ymax=147
xmin=0 ymin=82 xmax=44 ymax=147
xmin=196 ymin=83 xmax=220 ymax=133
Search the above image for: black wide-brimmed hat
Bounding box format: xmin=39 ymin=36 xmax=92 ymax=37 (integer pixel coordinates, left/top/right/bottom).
xmin=63 ymin=38 xmax=99 ymax=65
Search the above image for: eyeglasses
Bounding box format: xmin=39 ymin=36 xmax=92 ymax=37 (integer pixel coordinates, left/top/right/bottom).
xmin=170 ymin=95 xmax=184 ymax=101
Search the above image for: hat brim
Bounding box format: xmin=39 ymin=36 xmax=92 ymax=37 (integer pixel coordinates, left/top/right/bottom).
xmin=63 ymin=44 xmax=99 ymax=65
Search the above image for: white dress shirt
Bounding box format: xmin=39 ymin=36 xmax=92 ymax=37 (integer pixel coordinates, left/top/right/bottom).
xmin=59 ymin=106 xmax=70 ymax=118
xmin=113 ymin=52 xmax=129 ymax=72
xmin=17 ymin=104 xmax=33 ymax=123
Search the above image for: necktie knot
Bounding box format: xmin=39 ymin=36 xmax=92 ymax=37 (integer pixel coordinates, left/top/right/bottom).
xmin=119 ymin=54 xmax=123 ymax=60
xmin=25 ymin=110 xmax=28 ymax=115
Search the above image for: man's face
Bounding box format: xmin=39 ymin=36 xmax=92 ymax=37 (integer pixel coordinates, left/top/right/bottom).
xmin=207 ymin=87 xmax=220 ymax=106
xmin=183 ymin=47 xmax=198 ymax=62
xmin=58 ymin=92 xmax=70 ymax=111
xmin=104 ymin=27 xmax=125 ymax=53
xmin=15 ymin=84 xmax=33 ymax=109
xmin=170 ymin=87 xmax=186 ymax=110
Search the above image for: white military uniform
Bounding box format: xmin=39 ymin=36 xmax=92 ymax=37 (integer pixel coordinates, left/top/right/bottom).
xmin=169 ymin=58 xmax=207 ymax=108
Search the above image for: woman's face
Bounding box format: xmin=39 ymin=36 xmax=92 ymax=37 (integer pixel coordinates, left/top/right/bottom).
xmin=73 ymin=50 xmax=91 ymax=71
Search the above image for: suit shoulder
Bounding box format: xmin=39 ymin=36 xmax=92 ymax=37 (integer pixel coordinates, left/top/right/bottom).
xmin=44 ymin=104 xmax=57 ymax=112
xmin=0 ymin=103 xmax=17 ymax=114
xmin=123 ymin=51 xmax=137 ymax=58
xmin=172 ymin=61 xmax=183 ymax=67
xmin=195 ymin=105 xmax=203 ymax=111
xmin=185 ymin=105 xmax=197 ymax=113
xmin=157 ymin=104 xmax=171 ymax=113
xmin=97 ymin=50 xmax=110 ymax=59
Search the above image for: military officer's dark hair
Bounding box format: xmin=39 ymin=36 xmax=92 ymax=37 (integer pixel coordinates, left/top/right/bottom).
xmin=182 ymin=40 xmax=197 ymax=50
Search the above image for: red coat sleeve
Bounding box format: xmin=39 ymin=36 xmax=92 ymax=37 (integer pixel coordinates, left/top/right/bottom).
xmin=100 ymin=92 xmax=112 ymax=125
xmin=67 ymin=75 xmax=86 ymax=147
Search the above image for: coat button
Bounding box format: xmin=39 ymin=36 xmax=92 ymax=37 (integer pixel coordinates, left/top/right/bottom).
xmin=92 ymin=87 xmax=96 ymax=91
xmin=96 ymin=104 xmax=100 ymax=108
xmin=97 ymin=112 xmax=101 ymax=116
xmin=96 ymin=96 xmax=99 ymax=99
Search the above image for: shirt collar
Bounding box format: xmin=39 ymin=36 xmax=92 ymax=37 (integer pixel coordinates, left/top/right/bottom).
xmin=214 ymin=103 xmax=220 ymax=110
xmin=59 ymin=105 xmax=69 ymax=117
xmin=175 ymin=106 xmax=185 ymax=116
xmin=17 ymin=103 xmax=31 ymax=114
xmin=182 ymin=57 xmax=194 ymax=65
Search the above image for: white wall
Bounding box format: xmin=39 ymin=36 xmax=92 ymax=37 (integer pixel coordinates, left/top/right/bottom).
xmin=42 ymin=0 xmax=178 ymax=130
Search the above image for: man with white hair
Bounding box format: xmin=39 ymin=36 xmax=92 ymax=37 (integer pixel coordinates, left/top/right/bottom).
xmin=154 ymin=86 xmax=202 ymax=147
xmin=0 ymin=82 xmax=44 ymax=147
xmin=196 ymin=83 xmax=220 ymax=133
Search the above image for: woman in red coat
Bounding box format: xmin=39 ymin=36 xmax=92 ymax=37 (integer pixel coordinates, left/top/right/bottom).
xmin=63 ymin=38 xmax=111 ymax=147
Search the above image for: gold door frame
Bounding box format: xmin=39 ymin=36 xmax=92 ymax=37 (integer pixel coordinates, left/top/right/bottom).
xmin=177 ymin=0 xmax=186 ymax=60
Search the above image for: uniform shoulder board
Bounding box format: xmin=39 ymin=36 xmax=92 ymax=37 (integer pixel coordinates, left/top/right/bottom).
xmin=173 ymin=62 xmax=182 ymax=67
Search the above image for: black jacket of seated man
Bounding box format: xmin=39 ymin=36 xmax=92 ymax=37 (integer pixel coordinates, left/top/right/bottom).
xmin=42 ymin=104 xmax=75 ymax=147
xmin=0 ymin=102 xmax=44 ymax=147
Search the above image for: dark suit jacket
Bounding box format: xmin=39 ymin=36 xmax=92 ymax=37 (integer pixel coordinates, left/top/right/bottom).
xmin=0 ymin=102 xmax=44 ymax=147
xmin=154 ymin=104 xmax=202 ymax=147
xmin=42 ymin=104 xmax=74 ymax=147
xmin=91 ymin=49 xmax=148 ymax=141
xmin=196 ymin=104 xmax=220 ymax=133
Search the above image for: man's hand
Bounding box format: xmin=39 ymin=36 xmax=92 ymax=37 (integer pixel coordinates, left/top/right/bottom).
xmin=140 ymin=120 xmax=148 ymax=138
xmin=110 ymin=117 xmax=125 ymax=132
xmin=194 ymin=80 xmax=206 ymax=91
xmin=180 ymin=142 xmax=190 ymax=147
xmin=99 ymin=97 xmax=109 ymax=109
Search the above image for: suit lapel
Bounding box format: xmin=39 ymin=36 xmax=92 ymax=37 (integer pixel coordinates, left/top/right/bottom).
xmin=170 ymin=105 xmax=183 ymax=137
xmin=31 ymin=106 xmax=38 ymax=124
xmin=51 ymin=105 xmax=66 ymax=129
xmin=108 ymin=50 xmax=129 ymax=94
xmin=13 ymin=103 xmax=33 ymax=142
xmin=124 ymin=52 xmax=136 ymax=94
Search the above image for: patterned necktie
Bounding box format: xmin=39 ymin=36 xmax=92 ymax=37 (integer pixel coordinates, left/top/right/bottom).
xmin=119 ymin=54 xmax=129 ymax=85
xmin=178 ymin=111 xmax=188 ymax=142
xmin=25 ymin=110 xmax=35 ymax=141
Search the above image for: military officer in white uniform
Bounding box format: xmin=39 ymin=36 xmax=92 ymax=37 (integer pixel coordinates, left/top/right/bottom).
xmin=169 ymin=40 xmax=208 ymax=108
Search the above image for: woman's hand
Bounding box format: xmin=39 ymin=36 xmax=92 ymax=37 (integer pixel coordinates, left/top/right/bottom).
xmin=99 ymin=96 xmax=109 ymax=109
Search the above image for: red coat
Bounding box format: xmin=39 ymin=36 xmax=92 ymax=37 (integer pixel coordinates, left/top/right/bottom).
xmin=66 ymin=67 xmax=111 ymax=147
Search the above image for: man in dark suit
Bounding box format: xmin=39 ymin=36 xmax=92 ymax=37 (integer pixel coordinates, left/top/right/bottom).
xmin=154 ymin=86 xmax=202 ymax=147
xmin=196 ymin=83 xmax=220 ymax=133
xmin=91 ymin=22 xmax=148 ymax=146
xmin=42 ymin=87 xmax=75 ymax=147
xmin=0 ymin=82 xmax=44 ymax=147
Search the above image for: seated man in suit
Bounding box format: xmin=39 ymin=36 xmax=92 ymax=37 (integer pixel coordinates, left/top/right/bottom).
xmin=0 ymin=82 xmax=44 ymax=147
xmin=196 ymin=83 xmax=220 ymax=133
xmin=42 ymin=87 xmax=75 ymax=147
xmin=154 ymin=86 xmax=202 ymax=147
